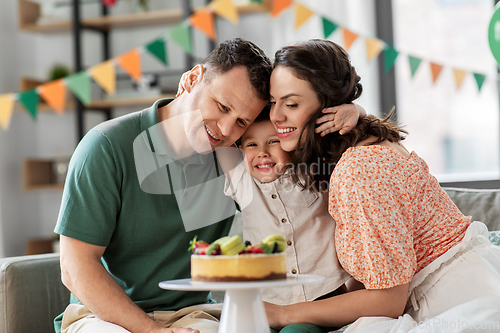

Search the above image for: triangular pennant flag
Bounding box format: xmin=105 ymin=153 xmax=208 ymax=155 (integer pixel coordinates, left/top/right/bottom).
xmin=250 ymin=0 xmax=263 ymax=3
xmin=169 ymin=22 xmax=193 ymax=54
xmin=18 ymin=89 xmax=39 ymax=120
xmin=383 ymin=45 xmax=399 ymax=74
xmin=189 ymin=9 xmax=216 ymax=40
xmin=429 ymin=62 xmax=443 ymax=83
xmin=271 ymin=0 xmax=292 ymax=18
xmin=66 ymin=72 xmax=92 ymax=105
xmin=118 ymin=49 xmax=142 ymax=83
xmin=89 ymin=60 xmax=116 ymax=95
xmin=365 ymin=37 xmax=384 ymax=62
xmin=408 ymin=55 xmax=422 ymax=78
xmin=39 ymin=79 xmax=67 ymax=114
xmin=342 ymin=28 xmax=359 ymax=51
xmin=322 ymin=17 xmax=338 ymax=39
xmin=0 ymin=94 xmax=15 ymax=130
xmin=453 ymin=69 xmax=467 ymax=89
xmin=473 ymin=73 xmax=486 ymax=91
xmin=145 ymin=39 xmax=168 ymax=66
xmin=294 ymin=3 xmax=314 ymax=30
xmin=212 ymin=0 xmax=239 ymax=24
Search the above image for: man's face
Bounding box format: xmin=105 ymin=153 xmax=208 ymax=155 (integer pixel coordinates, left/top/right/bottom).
xmin=183 ymin=66 xmax=267 ymax=154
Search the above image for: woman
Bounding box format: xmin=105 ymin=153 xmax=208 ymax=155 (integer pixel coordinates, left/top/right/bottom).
xmin=266 ymin=39 xmax=500 ymax=332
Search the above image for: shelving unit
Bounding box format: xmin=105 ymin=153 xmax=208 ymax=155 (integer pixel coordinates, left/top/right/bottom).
xmin=18 ymin=0 xmax=270 ymax=33
xmin=18 ymin=0 xmax=270 ymax=190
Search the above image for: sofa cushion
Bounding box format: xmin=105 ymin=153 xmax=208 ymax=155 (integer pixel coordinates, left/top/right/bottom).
xmin=0 ymin=253 xmax=70 ymax=333
xmin=443 ymin=187 xmax=500 ymax=231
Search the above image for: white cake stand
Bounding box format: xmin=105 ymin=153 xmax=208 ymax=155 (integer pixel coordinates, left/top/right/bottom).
xmin=159 ymin=274 xmax=324 ymax=333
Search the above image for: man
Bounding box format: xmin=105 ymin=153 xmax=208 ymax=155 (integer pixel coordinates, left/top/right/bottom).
xmin=54 ymin=38 xmax=271 ymax=333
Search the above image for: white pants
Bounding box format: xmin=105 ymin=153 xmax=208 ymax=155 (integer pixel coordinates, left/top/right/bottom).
xmin=345 ymin=222 xmax=500 ymax=333
xmin=61 ymin=303 xmax=222 ymax=333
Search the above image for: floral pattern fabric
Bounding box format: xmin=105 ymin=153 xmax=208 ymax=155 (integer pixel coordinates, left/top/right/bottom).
xmin=329 ymin=145 xmax=471 ymax=289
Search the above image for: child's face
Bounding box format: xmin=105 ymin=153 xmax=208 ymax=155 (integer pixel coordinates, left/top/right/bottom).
xmin=240 ymin=120 xmax=291 ymax=183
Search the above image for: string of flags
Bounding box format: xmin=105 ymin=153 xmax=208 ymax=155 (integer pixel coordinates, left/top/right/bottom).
xmin=0 ymin=0 xmax=490 ymax=131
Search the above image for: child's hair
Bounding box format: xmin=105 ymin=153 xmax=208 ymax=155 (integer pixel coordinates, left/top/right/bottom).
xmin=237 ymin=104 xmax=271 ymax=145
xmin=274 ymin=39 xmax=407 ymax=191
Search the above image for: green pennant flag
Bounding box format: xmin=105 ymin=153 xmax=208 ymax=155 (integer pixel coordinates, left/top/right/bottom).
xmin=250 ymin=0 xmax=263 ymax=4
xmin=18 ymin=89 xmax=39 ymax=120
xmin=169 ymin=22 xmax=193 ymax=55
xmin=322 ymin=17 xmax=338 ymax=39
xmin=383 ymin=45 xmax=399 ymax=74
xmin=66 ymin=72 xmax=91 ymax=105
xmin=146 ymin=38 xmax=168 ymax=66
xmin=408 ymin=55 xmax=422 ymax=78
xmin=473 ymin=73 xmax=486 ymax=92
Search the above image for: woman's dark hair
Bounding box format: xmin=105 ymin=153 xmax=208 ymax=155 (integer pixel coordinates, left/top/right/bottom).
xmin=274 ymin=39 xmax=407 ymax=191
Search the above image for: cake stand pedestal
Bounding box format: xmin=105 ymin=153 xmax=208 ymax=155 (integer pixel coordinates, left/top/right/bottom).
xmin=159 ymin=274 xmax=324 ymax=333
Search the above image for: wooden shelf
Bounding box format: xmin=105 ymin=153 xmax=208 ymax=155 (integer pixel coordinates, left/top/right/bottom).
xmin=19 ymin=76 xmax=175 ymax=112
xmin=88 ymin=94 xmax=175 ymax=109
xmin=23 ymin=159 xmax=65 ymax=191
xmin=19 ymin=0 xmax=270 ymax=33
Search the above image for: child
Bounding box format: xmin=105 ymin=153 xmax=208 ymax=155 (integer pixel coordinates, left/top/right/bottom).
xmin=217 ymin=106 xmax=352 ymax=323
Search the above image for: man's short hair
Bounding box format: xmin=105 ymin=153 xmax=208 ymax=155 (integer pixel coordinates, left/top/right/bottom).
xmin=201 ymin=38 xmax=272 ymax=101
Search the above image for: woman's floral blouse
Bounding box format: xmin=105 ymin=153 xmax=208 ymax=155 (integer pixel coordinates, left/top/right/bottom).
xmin=329 ymin=145 xmax=471 ymax=289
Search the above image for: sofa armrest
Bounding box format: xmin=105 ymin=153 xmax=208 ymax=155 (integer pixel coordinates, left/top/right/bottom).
xmin=0 ymin=253 xmax=70 ymax=333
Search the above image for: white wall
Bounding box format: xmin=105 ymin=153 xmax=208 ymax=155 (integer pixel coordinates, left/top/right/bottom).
xmin=0 ymin=0 xmax=378 ymax=257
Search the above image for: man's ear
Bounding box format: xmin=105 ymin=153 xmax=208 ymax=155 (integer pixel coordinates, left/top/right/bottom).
xmin=184 ymin=64 xmax=204 ymax=93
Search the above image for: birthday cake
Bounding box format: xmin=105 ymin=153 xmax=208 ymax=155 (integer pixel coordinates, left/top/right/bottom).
xmin=189 ymin=235 xmax=287 ymax=282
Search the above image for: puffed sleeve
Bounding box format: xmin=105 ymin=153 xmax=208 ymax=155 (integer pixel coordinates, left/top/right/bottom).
xmin=329 ymin=151 xmax=416 ymax=289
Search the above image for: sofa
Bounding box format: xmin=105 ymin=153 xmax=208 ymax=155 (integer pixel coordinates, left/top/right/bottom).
xmin=1 ymin=187 xmax=499 ymax=333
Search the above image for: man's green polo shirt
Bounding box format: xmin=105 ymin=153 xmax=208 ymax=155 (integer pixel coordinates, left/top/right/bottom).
xmin=54 ymin=99 xmax=233 ymax=332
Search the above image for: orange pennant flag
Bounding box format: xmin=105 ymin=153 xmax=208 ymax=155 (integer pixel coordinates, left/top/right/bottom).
xmin=212 ymin=0 xmax=239 ymax=24
xmin=294 ymin=3 xmax=314 ymax=30
xmin=453 ymin=68 xmax=467 ymax=89
xmin=271 ymin=0 xmax=292 ymax=18
xmin=365 ymin=37 xmax=384 ymax=62
xmin=39 ymin=79 xmax=67 ymax=115
xmin=89 ymin=60 xmax=116 ymax=95
xmin=190 ymin=8 xmax=216 ymax=40
xmin=343 ymin=28 xmax=359 ymax=51
xmin=430 ymin=62 xmax=443 ymax=83
xmin=118 ymin=49 xmax=141 ymax=83
xmin=0 ymin=93 xmax=15 ymax=130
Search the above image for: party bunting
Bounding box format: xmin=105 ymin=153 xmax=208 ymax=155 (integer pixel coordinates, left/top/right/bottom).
xmin=190 ymin=9 xmax=216 ymax=40
xmin=429 ymin=62 xmax=443 ymax=83
xmin=271 ymin=0 xmax=292 ymax=18
xmin=453 ymin=69 xmax=467 ymax=89
xmin=474 ymin=73 xmax=486 ymax=91
xmin=365 ymin=37 xmax=384 ymax=62
xmin=294 ymin=3 xmax=314 ymax=30
xmin=18 ymin=89 xmax=40 ymax=120
xmin=1 ymin=0 xmax=494 ymax=132
xmin=118 ymin=49 xmax=142 ymax=83
xmin=39 ymin=80 xmax=67 ymax=114
xmin=0 ymin=94 xmax=15 ymax=130
xmin=169 ymin=22 xmax=193 ymax=54
xmin=383 ymin=45 xmax=399 ymax=74
xmin=342 ymin=28 xmax=358 ymax=51
xmin=89 ymin=61 xmax=116 ymax=95
xmin=145 ymin=39 xmax=168 ymax=66
xmin=408 ymin=55 xmax=422 ymax=78
xmin=322 ymin=17 xmax=338 ymax=39
xmin=212 ymin=0 xmax=239 ymax=24
xmin=66 ymin=72 xmax=92 ymax=105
